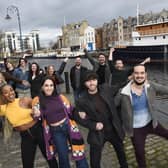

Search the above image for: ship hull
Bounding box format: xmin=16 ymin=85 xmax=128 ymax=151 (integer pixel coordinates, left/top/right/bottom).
xmin=113 ymin=45 xmax=168 ymax=63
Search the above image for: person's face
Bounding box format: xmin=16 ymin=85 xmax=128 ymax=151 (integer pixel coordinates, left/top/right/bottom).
xmin=48 ymin=66 xmax=55 ymax=76
xmin=6 ymin=62 xmax=14 ymax=70
xmin=133 ymin=65 xmax=146 ymax=85
xmin=98 ymin=54 xmax=106 ymax=65
xmin=20 ymin=59 xmax=26 ymax=67
xmin=115 ymin=60 xmax=124 ymax=70
xmin=1 ymin=85 xmax=15 ymax=103
xmin=85 ymin=79 xmax=98 ymax=93
xmin=75 ymin=58 xmax=81 ymax=67
xmin=42 ymin=79 xmax=54 ymax=96
xmin=31 ymin=64 xmax=37 ymax=72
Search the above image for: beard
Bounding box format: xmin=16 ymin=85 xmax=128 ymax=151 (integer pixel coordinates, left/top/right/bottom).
xmin=134 ymin=79 xmax=145 ymax=85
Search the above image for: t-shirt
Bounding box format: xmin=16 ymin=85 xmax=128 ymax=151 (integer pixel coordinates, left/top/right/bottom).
xmin=131 ymin=89 xmax=151 ymax=128
xmin=0 ymin=99 xmax=33 ymax=127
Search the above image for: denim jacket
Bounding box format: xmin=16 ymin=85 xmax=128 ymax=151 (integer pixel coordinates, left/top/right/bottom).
xmin=13 ymin=67 xmax=30 ymax=90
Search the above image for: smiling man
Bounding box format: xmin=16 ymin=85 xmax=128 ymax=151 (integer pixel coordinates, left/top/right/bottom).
xmin=115 ymin=64 xmax=168 ymax=168
xmin=74 ymin=70 xmax=128 ymax=168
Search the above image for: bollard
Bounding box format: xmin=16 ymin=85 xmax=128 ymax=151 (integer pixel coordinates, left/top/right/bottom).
xmin=64 ymin=71 xmax=70 ymax=94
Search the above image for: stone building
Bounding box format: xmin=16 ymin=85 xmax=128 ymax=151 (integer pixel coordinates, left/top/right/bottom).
xmin=95 ymin=27 xmax=103 ymax=50
xmin=61 ymin=20 xmax=96 ymax=51
xmin=101 ymin=9 xmax=168 ymax=49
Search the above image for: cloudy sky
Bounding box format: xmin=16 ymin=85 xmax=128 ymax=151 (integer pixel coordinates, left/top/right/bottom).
xmin=0 ymin=0 xmax=167 ymax=46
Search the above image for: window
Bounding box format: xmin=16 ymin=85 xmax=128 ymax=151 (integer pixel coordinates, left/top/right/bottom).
xmin=154 ymin=36 xmax=157 ymax=40
xmin=163 ymin=35 xmax=166 ymax=39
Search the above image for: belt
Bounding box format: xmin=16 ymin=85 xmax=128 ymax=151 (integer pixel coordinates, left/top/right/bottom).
xmin=14 ymin=120 xmax=37 ymax=132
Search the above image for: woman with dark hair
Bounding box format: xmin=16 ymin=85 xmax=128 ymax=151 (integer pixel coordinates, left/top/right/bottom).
xmin=32 ymin=76 xmax=89 ymax=168
xmin=28 ymin=62 xmax=44 ymax=98
xmin=0 ymin=83 xmax=58 ymax=168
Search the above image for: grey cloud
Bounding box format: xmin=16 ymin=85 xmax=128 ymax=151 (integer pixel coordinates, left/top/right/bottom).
xmin=0 ymin=0 xmax=167 ymax=45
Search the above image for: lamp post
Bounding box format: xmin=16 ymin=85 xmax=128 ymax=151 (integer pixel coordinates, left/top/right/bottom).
xmin=5 ymin=5 xmax=24 ymax=54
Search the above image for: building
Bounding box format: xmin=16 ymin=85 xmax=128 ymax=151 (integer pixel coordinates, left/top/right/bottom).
xmin=0 ymin=30 xmax=40 ymax=56
xmin=101 ymin=9 xmax=168 ymax=49
xmin=62 ymin=20 xmax=96 ymax=51
xmin=95 ymin=27 xmax=103 ymax=50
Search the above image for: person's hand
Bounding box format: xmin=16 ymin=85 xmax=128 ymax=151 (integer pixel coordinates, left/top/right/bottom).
xmin=110 ymin=48 xmax=115 ymax=53
xmin=96 ymin=122 xmax=103 ymax=130
xmin=64 ymin=57 xmax=69 ymax=62
xmin=145 ymin=57 xmax=151 ymax=63
xmin=32 ymin=105 xmax=41 ymax=117
xmin=79 ymin=111 xmax=87 ymax=119
xmin=22 ymin=80 xmax=30 ymax=87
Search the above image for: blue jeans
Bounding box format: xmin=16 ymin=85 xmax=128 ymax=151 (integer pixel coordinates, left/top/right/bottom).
xmin=50 ymin=121 xmax=88 ymax=168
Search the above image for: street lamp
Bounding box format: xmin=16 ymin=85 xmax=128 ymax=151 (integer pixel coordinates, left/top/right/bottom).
xmin=5 ymin=5 xmax=24 ymax=54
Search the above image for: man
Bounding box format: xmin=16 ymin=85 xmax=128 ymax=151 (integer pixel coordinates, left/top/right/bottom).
xmin=115 ymin=64 xmax=168 ymax=168
xmin=74 ymin=70 xmax=128 ymax=168
xmin=85 ymin=50 xmax=111 ymax=85
xmin=70 ymin=56 xmax=88 ymax=102
xmin=108 ymin=48 xmax=150 ymax=95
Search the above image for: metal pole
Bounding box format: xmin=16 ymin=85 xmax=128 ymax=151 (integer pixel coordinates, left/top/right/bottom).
xmin=6 ymin=5 xmax=24 ymax=54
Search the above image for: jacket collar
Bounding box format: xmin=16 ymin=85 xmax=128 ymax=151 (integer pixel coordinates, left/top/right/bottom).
xmin=121 ymin=80 xmax=150 ymax=96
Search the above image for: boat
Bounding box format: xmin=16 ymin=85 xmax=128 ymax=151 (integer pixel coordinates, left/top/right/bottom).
xmin=113 ymin=19 xmax=168 ymax=62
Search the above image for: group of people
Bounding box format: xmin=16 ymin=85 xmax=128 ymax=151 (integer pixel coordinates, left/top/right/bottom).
xmin=0 ymin=48 xmax=167 ymax=168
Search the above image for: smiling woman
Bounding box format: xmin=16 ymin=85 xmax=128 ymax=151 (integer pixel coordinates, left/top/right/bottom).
xmin=0 ymin=83 xmax=58 ymax=168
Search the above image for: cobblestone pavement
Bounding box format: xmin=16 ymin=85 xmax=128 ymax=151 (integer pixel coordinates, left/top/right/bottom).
xmin=0 ymin=93 xmax=168 ymax=168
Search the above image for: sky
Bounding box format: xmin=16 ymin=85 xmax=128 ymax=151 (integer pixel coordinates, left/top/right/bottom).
xmin=0 ymin=0 xmax=168 ymax=47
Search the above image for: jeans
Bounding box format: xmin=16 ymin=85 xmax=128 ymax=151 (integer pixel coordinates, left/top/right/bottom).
xmin=50 ymin=120 xmax=88 ymax=168
xmin=131 ymin=122 xmax=168 ymax=168
xmin=20 ymin=121 xmax=58 ymax=168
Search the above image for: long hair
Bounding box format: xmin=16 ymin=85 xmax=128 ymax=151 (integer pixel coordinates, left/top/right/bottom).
xmin=17 ymin=58 xmax=27 ymax=68
xmin=39 ymin=76 xmax=58 ymax=110
xmin=29 ymin=62 xmax=40 ymax=76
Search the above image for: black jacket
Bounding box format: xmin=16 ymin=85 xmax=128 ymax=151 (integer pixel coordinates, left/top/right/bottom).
xmin=28 ymin=74 xmax=44 ymax=98
xmin=75 ymin=84 xmax=125 ymax=146
xmin=70 ymin=65 xmax=88 ymax=91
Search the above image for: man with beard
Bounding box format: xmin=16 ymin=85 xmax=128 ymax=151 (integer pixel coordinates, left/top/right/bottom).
xmin=115 ymin=64 xmax=168 ymax=168
xmin=74 ymin=70 xmax=128 ymax=168
xmin=108 ymin=48 xmax=151 ymax=95
xmin=84 ymin=50 xmax=111 ymax=85
xmin=70 ymin=56 xmax=88 ymax=103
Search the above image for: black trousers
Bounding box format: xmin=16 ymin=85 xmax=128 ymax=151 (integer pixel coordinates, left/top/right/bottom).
xmin=131 ymin=122 xmax=168 ymax=168
xmin=20 ymin=121 xmax=58 ymax=168
xmin=90 ymin=128 xmax=128 ymax=168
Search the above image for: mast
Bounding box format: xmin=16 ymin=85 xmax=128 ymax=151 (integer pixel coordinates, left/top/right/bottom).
xmin=137 ymin=4 xmax=139 ymax=26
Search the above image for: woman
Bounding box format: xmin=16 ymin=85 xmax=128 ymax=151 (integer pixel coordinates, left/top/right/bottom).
xmin=32 ymin=76 xmax=88 ymax=168
xmin=0 ymin=83 xmax=58 ymax=168
xmin=28 ymin=62 xmax=44 ymax=98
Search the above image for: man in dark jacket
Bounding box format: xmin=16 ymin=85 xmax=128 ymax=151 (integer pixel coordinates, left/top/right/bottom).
xmin=70 ymin=56 xmax=88 ymax=103
xmin=74 ymin=70 xmax=128 ymax=168
xmin=85 ymin=50 xmax=111 ymax=85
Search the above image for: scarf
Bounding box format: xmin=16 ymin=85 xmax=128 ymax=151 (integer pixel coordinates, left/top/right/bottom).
xmin=32 ymin=95 xmax=86 ymax=160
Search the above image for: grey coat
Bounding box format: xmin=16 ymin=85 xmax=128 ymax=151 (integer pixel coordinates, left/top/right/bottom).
xmin=115 ymin=80 xmax=168 ymax=137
